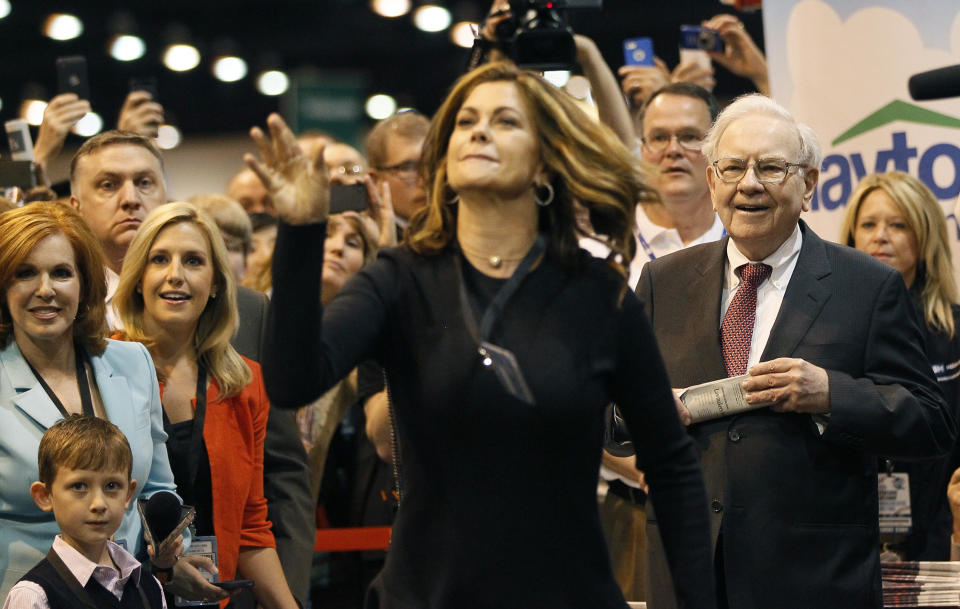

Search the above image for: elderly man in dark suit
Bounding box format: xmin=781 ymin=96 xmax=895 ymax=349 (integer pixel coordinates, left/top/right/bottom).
xmin=637 ymin=94 xmax=955 ymax=609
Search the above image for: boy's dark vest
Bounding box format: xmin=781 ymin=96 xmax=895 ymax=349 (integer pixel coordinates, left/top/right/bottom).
xmin=21 ymin=548 xmax=164 ymax=609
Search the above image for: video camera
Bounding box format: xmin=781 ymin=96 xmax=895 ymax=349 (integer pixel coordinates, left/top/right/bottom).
xmin=493 ymin=0 xmax=602 ymax=71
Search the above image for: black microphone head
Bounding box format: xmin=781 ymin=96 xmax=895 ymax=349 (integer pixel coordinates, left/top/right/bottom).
xmin=143 ymin=491 xmax=182 ymax=543
xmin=909 ymin=64 xmax=960 ymax=101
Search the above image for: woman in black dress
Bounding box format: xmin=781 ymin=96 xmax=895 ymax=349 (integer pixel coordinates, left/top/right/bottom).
xmin=249 ymin=62 xmax=716 ymax=608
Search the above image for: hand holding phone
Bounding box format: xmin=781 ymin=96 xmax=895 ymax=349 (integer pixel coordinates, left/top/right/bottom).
xmin=623 ymin=37 xmax=654 ymax=67
xmin=55 ymin=56 xmax=90 ymax=101
xmin=213 ymin=579 xmax=255 ymax=591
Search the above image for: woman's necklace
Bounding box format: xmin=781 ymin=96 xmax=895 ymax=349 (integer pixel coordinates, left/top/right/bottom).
xmin=460 ymin=242 xmax=531 ymax=269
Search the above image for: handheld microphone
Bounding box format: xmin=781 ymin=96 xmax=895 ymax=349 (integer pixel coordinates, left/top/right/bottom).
xmin=908 ymin=64 xmax=960 ymax=101
xmin=144 ymin=491 xmax=183 ymax=542
xmin=137 ymin=491 xmax=195 ymax=555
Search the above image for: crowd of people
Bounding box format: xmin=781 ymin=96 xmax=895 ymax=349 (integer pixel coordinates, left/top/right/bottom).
xmin=0 ymin=4 xmax=959 ymax=609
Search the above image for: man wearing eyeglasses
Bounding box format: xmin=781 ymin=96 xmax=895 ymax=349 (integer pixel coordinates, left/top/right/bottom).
xmin=367 ymin=111 xmax=430 ymax=234
xmin=638 ymin=94 xmax=953 ymax=609
xmin=625 ymin=83 xmax=727 ymax=287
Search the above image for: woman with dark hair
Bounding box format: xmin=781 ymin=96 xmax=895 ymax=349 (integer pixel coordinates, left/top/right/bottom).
xmin=251 ymin=62 xmax=715 ymax=608
xmin=841 ymin=171 xmax=960 ymax=560
xmin=0 ymin=202 xmax=180 ymax=597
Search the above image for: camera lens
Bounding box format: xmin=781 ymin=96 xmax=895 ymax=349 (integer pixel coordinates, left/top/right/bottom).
xmin=697 ymin=30 xmax=717 ymax=51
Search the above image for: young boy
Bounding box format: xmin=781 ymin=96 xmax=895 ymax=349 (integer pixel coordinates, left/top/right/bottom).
xmin=2 ymin=414 xmax=165 ymax=609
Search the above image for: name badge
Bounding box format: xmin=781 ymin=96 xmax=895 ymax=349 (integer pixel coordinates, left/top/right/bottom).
xmin=176 ymin=536 xmax=219 ymax=607
xmin=878 ymin=472 xmax=912 ymax=535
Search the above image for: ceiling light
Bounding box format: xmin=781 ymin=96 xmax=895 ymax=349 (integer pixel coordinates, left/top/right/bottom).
xmin=0 ymin=0 xmax=11 ymax=19
xmin=371 ymin=0 xmax=411 ymax=18
xmin=413 ymin=5 xmax=451 ymax=32
xmin=21 ymin=100 xmax=47 ymax=126
xmin=543 ymin=70 xmax=571 ymax=88
xmin=213 ymin=56 xmax=248 ymax=82
xmin=72 ymin=112 xmax=103 ymax=137
xmin=365 ymin=94 xmax=397 ymax=120
xmin=257 ymin=70 xmax=289 ymax=96
xmin=163 ymin=44 xmax=201 ymax=72
xmin=44 ymin=14 xmax=83 ymax=41
xmin=156 ymin=124 xmax=181 ymax=149
xmin=109 ymin=35 xmax=145 ymax=61
xmin=450 ymin=21 xmax=477 ymax=48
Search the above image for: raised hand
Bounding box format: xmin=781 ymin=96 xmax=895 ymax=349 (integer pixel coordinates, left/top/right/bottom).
xmin=34 ymin=93 xmax=90 ymax=172
xmin=244 ymin=113 xmax=330 ymax=226
xmin=618 ymin=58 xmax=671 ymax=110
xmin=703 ymin=14 xmax=770 ymax=96
xmin=363 ymin=176 xmax=397 ymax=248
xmin=118 ymin=90 xmax=164 ymax=138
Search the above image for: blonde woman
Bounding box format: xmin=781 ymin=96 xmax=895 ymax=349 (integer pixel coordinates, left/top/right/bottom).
xmin=841 ymin=171 xmax=960 ymax=560
xmin=115 ymin=202 xmax=298 ymax=609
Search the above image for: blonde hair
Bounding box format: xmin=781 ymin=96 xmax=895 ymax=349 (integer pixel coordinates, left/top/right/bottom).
xmin=409 ymin=61 xmax=651 ymax=271
xmin=115 ymin=202 xmax=252 ymax=398
xmin=840 ymin=171 xmax=957 ymax=337
xmin=0 ymin=201 xmax=107 ymax=353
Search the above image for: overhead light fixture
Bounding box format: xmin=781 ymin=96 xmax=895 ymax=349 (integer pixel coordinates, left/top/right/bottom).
xmin=43 ymin=13 xmax=83 ymax=41
xmin=213 ymin=56 xmax=248 ymax=82
xmin=257 ymin=70 xmax=289 ymax=96
xmin=21 ymin=100 xmax=48 ymax=126
xmin=0 ymin=0 xmax=11 ymax=20
xmin=365 ymin=94 xmax=397 ymax=120
xmin=156 ymin=124 xmax=181 ymax=149
xmin=413 ymin=5 xmax=452 ymax=32
xmin=163 ymin=44 xmax=201 ymax=72
xmin=371 ymin=0 xmax=411 ymax=17
xmin=109 ymin=34 xmax=146 ymax=61
xmin=72 ymin=112 xmax=103 ymax=137
xmin=450 ymin=21 xmax=477 ymax=48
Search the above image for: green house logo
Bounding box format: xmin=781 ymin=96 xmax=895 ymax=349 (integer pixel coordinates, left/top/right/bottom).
xmin=832 ymin=100 xmax=960 ymax=146
xmin=810 ymin=99 xmax=960 ymax=210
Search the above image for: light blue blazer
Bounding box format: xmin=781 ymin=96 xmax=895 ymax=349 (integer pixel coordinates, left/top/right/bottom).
xmin=0 ymin=338 xmax=178 ymax=597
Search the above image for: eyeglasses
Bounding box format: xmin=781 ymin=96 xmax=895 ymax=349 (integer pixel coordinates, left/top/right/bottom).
xmin=712 ymin=157 xmax=804 ymax=184
xmin=641 ymin=132 xmax=703 ymax=153
xmin=377 ymin=160 xmax=420 ymax=183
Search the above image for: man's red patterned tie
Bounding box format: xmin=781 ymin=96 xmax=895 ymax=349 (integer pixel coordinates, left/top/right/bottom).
xmin=721 ymin=263 xmax=772 ymax=377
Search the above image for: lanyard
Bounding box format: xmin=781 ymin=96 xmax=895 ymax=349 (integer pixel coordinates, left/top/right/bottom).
xmin=454 ymin=234 xmax=547 ymax=344
xmin=25 ymin=342 xmax=95 ymax=418
xmin=187 ymin=363 xmax=208 ymax=489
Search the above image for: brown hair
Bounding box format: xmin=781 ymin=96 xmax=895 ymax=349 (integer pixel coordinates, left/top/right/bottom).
xmin=115 ymin=202 xmax=252 ymax=398
xmin=408 ymin=61 xmax=649 ymax=271
xmin=38 ymin=414 xmax=132 ymax=484
xmin=189 ymin=194 xmax=254 ymax=251
xmin=70 ymin=130 xmax=164 ymax=186
xmin=840 ymin=171 xmax=957 ymax=337
xmin=0 ymin=201 xmax=108 ymax=353
xmin=366 ymin=111 xmax=430 ymax=170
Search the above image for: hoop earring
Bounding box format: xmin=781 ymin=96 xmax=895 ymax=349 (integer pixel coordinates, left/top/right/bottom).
xmin=446 ymin=191 xmax=459 ymax=205
xmin=534 ymin=183 xmax=554 ymax=207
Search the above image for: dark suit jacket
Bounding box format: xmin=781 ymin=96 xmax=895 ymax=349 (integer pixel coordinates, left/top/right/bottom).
xmin=636 ymin=222 xmax=954 ymax=609
xmin=233 ymin=286 xmax=314 ymax=607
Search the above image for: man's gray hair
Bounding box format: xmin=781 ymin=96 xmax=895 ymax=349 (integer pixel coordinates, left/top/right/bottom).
xmin=700 ymin=94 xmax=822 ymax=170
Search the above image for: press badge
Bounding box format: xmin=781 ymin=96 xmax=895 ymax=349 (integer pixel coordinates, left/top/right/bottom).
xmin=878 ymin=473 xmax=912 ymax=535
xmin=176 ymin=536 xmax=219 ymax=607
xmin=479 ymin=341 xmax=536 ymax=406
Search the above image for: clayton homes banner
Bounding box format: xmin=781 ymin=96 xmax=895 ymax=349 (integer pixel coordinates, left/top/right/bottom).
xmin=762 ymin=0 xmax=960 ymax=268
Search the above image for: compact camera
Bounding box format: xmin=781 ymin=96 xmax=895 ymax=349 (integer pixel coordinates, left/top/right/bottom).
xmin=493 ymin=0 xmax=602 ymax=71
xmin=679 ymin=25 xmax=725 ymax=53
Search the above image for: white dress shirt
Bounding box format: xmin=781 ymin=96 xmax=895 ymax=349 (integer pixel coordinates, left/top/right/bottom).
xmin=1 ymin=535 xmax=166 ymax=609
xmin=721 ymin=225 xmax=803 ymax=370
